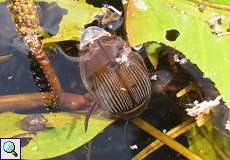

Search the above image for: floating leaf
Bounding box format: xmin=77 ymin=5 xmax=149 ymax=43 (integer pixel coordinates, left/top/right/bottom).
xmin=126 ymin=0 xmax=230 ymax=106
xmin=0 ymin=112 xmax=114 ymax=159
xmin=38 ymin=0 xmax=101 ymax=44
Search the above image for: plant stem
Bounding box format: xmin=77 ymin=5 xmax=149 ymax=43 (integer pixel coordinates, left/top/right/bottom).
xmin=0 ymin=92 xmax=90 ymax=112
xmin=132 ymin=118 xmax=202 ymax=160
xmin=0 ymin=54 xmax=13 ymax=62
xmin=187 ymin=0 xmax=230 ymax=12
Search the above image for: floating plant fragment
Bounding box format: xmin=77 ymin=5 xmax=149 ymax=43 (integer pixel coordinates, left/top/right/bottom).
xmin=207 ymin=12 xmax=224 ymax=34
xmin=186 ymin=96 xmax=222 ymax=117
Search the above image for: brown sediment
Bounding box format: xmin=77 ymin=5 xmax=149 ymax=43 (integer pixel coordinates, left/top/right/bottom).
xmin=7 ymin=0 xmax=62 ymax=110
xmin=0 ymin=92 xmax=90 ymax=112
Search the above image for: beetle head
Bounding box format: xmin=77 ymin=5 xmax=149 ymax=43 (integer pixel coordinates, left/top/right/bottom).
xmin=80 ymin=26 xmax=111 ymax=50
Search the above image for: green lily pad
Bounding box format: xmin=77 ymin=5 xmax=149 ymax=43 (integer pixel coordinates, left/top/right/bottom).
xmin=187 ymin=120 xmax=230 ymax=159
xmin=38 ymin=0 xmax=101 ymax=44
xmin=0 ymin=112 xmax=114 ymax=159
xmin=187 ymin=127 xmax=219 ymax=160
xmin=126 ymin=0 xmax=230 ymax=106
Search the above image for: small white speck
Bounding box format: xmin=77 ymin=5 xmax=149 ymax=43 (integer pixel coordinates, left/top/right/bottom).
xmin=202 ymin=74 xmax=208 ymax=79
xmin=108 ymin=137 xmax=112 ymax=141
xmin=32 ymin=146 xmax=38 ymax=151
xmin=173 ymin=54 xmax=187 ymax=64
xmin=130 ymin=144 xmax=138 ymax=150
xmin=133 ymin=0 xmax=148 ymax=10
xmin=162 ymin=129 xmax=167 ymax=134
xmin=225 ymin=120 xmax=230 ymax=132
xmin=115 ymin=54 xmax=128 ymax=64
xmin=7 ymin=75 xmax=13 ymax=80
xmin=108 ymin=24 xmax=113 ymax=29
xmin=150 ymin=75 xmax=158 ymax=81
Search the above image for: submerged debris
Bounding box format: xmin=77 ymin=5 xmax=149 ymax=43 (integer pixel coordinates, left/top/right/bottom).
xmin=130 ymin=144 xmax=138 ymax=150
xmin=207 ymin=13 xmax=224 ymax=34
xmin=150 ymin=74 xmax=158 ymax=81
xmin=186 ymin=96 xmax=222 ymax=117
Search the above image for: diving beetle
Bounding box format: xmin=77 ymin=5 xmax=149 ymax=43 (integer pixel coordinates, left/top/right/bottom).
xmin=78 ymin=26 xmax=152 ymax=131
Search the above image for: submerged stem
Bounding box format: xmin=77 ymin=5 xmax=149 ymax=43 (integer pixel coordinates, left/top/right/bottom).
xmin=132 ymin=119 xmax=197 ymax=160
xmin=132 ymin=118 xmax=202 ymax=160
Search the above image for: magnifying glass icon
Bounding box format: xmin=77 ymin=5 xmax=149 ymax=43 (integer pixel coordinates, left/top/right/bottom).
xmin=3 ymin=141 xmax=18 ymax=157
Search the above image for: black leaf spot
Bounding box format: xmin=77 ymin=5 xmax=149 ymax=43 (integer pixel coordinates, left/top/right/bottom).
xmin=165 ymin=29 xmax=180 ymax=41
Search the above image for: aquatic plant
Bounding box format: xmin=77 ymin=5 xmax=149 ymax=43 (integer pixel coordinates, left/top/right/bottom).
xmin=7 ymin=0 xmax=62 ymax=110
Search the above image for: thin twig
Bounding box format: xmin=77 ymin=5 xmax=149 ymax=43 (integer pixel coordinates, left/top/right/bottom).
xmin=132 ymin=119 xmax=197 ymax=160
xmin=131 ymin=118 xmax=202 ymax=160
xmin=187 ymin=0 xmax=230 ymax=12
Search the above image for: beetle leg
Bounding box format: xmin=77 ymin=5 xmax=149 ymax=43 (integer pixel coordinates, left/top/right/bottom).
xmin=84 ymin=103 xmax=97 ymax=132
xmin=83 ymin=93 xmax=97 ymax=132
